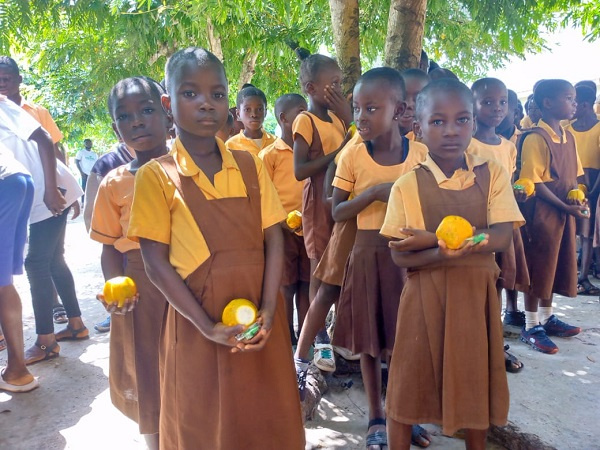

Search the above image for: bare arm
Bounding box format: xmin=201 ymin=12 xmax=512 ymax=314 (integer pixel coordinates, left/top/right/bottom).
xmin=54 ymin=143 xmax=66 ymax=164
xmin=293 ymin=132 xmax=353 ymax=181
xmin=139 ymin=238 xmax=244 ymax=348
xmin=331 ymin=183 xmax=393 ymax=223
xmin=258 ymin=224 xmax=284 ymax=329
xmin=29 ymin=127 xmax=66 ymax=214
xmin=100 ymin=245 xmax=125 ymax=280
xmin=391 ymin=222 xmax=514 ymax=268
xmin=323 ymin=161 xmax=337 ymax=206
xmin=84 ymin=173 xmax=102 ymax=232
xmin=536 ymin=182 xmax=587 ymax=218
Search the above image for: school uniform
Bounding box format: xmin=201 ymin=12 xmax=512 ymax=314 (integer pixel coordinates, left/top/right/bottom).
xmin=565 ymin=122 xmax=600 ymax=240
xmin=520 ymin=115 xmax=536 ymax=130
xmin=292 ymin=111 xmax=346 ymax=260
xmin=225 ymin=129 xmax=276 ymax=157
xmin=128 ymin=138 xmax=304 ymax=450
xmin=313 ymin=133 xmax=363 ymax=286
xmin=331 ymin=138 xmax=428 ymax=357
xmin=259 ymin=138 xmax=310 ymax=285
xmin=508 ymin=127 xmax=522 ymax=147
xmin=382 ymin=153 xmax=523 ymax=435
xmin=519 ymin=120 xmax=584 ymax=299
xmin=468 ymin=137 xmax=529 ymax=291
xmin=90 ymin=165 xmax=167 ymax=434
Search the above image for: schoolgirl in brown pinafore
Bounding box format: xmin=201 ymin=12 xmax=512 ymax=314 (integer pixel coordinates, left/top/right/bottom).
xmin=386 ymin=162 xmax=509 ymax=434
xmin=519 ymin=128 xmax=579 ymax=299
xmin=297 ymin=112 xmax=343 ymax=261
xmin=155 ymin=151 xmax=305 ymax=449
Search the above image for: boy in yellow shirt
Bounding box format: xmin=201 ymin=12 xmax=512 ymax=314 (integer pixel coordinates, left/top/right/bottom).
xmin=566 ymin=84 xmax=600 ymax=295
xmin=259 ymin=93 xmax=310 ymax=343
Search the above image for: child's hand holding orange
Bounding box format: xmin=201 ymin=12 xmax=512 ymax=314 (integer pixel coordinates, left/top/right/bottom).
xmin=97 ymin=276 xmax=140 ymax=314
xmin=389 ymin=228 xmax=438 ymax=252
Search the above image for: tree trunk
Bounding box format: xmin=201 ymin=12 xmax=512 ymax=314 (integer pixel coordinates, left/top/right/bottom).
xmin=238 ymin=50 xmax=259 ymax=89
xmin=206 ymin=17 xmax=224 ymax=61
xmin=328 ymin=0 xmax=361 ymax=96
xmin=384 ymin=0 xmax=428 ymax=71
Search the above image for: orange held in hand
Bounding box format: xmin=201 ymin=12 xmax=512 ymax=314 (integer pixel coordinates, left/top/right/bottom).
xmin=103 ymin=276 xmax=137 ymax=308
xmin=348 ymin=122 xmax=357 ymax=137
xmin=222 ymin=299 xmax=258 ymax=326
xmin=567 ymin=188 xmax=585 ymax=202
xmin=513 ymin=178 xmax=535 ymax=197
xmin=286 ymin=210 xmax=302 ymax=229
xmin=578 ymin=184 xmax=588 ymax=196
xmin=436 ymin=215 xmax=474 ymax=250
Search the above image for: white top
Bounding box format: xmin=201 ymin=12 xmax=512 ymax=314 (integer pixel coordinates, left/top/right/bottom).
xmin=75 ymin=148 xmax=98 ymax=175
xmin=0 ymin=140 xmax=30 ymax=180
xmin=0 ymin=95 xmax=82 ymax=223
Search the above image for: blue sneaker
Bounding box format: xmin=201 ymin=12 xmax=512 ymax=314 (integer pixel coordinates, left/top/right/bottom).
xmin=94 ymin=316 xmax=111 ymax=333
xmin=520 ymin=325 xmax=558 ymax=354
xmin=543 ymin=315 xmax=581 ymax=337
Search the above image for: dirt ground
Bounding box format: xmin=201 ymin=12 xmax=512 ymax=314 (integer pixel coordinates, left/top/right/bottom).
xmin=1 ymin=216 xmax=599 ymax=449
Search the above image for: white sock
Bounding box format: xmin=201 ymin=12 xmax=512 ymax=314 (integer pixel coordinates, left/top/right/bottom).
xmin=294 ymin=357 xmax=309 ymax=373
xmin=538 ymin=307 xmax=553 ymax=325
xmin=525 ymin=311 xmax=538 ymax=330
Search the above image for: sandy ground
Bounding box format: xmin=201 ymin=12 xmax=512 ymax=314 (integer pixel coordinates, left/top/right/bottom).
xmin=0 ymin=216 xmax=599 ymax=449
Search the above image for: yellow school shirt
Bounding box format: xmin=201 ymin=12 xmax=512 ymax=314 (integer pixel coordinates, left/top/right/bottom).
xmin=292 ymin=111 xmax=345 ymax=155
xmin=128 ymin=138 xmax=286 ymax=279
xmin=21 ymin=99 xmax=63 ymax=144
xmin=467 ymin=137 xmax=517 ymax=176
xmin=520 ymin=119 xmax=584 ymax=184
xmin=258 ymin=138 xmax=302 ymax=213
xmin=508 ymin=128 xmax=522 ymax=146
xmin=520 ymin=116 xmax=535 ymax=130
xmin=225 ymin=129 xmax=276 ymax=157
xmin=90 ymin=166 xmax=139 ymax=253
xmin=333 ymin=140 xmax=428 ymax=230
xmin=565 ymin=122 xmax=600 ymax=170
xmin=380 ymin=153 xmax=525 ymax=240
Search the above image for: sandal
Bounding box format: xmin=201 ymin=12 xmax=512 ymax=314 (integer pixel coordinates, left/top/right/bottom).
xmin=55 ymin=325 xmax=90 ymax=341
xmin=504 ymin=344 xmax=524 ymax=373
xmin=0 ymin=335 xmax=6 ymax=352
xmin=366 ymin=418 xmax=387 ymax=449
xmin=296 ymin=364 xmax=308 ymax=402
xmin=411 ymin=424 xmax=432 ymax=448
xmin=0 ymin=369 xmax=39 ymax=393
xmin=577 ymin=279 xmax=600 ymax=296
xmin=53 ymin=305 xmax=68 ymax=324
xmin=24 ymin=341 xmax=60 ymax=366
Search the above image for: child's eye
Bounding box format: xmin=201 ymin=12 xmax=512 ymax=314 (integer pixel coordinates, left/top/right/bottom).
xmin=183 ymin=90 xmax=196 ymax=98
xmin=432 ymin=119 xmax=443 ymax=126
xmin=353 ymin=106 xmax=360 ymax=113
xmin=116 ymin=114 xmax=128 ymax=121
xmin=143 ymin=108 xmax=155 ymax=114
xmin=367 ymin=107 xmax=377 ymax=113
xmin=214 ymin=92 xmax=226 ymax=99
xmin=457 ymin=117 xmax=471 ymax=124
xmin=500 ymin=100 xmax=507 ymax=105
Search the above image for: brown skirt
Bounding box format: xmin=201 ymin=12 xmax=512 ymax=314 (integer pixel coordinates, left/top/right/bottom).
xmin=302 ymin=173 xmax=334 ymax=261
xmin=385 ymin=254 xmax=508 ymax=435
xmin=332 ymin=230 xmax=405 ymax=357
xmin=496 ymin=228 xmax=530 ymax=292
xmin=281 ymin=231 xmax=311 ymax=285
xmin=522 ymin=199 xmax=577 ymax=299
xmin=313 ymin=219 xmax=358 ymax=286
xmin=109 ymin=250 xmax=167 ymax=434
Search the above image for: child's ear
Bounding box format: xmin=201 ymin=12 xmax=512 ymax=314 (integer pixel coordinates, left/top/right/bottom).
xmin=279 ymin=111 xmax=287 ymax=125
xmin=395 ymin=101 xmax=407 ymax=120
xmin=543 ymin=97 xmax=552 ymax=111
xmin=413 ymin=121 xmax=422 ymax=139
xmin=236 ymin=108 xmax=242 ymax=122
xmin=161 ymin=94 xmax=172 ymax=116
xmin=305 ymin=81 xmax=316 ymax=96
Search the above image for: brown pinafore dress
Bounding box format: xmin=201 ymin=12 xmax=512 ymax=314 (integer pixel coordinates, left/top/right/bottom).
xmin=300 ymin=113 xmax=335 ymax=261
xmin=156 ymin=152 xmax=305 ymax=450
xmin=109 ymin=250 xmax=167 ymax=434
xmin=519 ymin=128 xmax=578 ymax=299
xmin=313 ymin=218 xmax=358 ymax=286
xmin=386 ymin=163 xmax=509 ymax=435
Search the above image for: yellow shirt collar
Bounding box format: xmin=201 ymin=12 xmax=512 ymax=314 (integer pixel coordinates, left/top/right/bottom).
xmin=537 ymin=119 xmax=566 ymax=143
xmin=422 ymin=152 xmax=487 ymax=185
xmin=173 ymin=136 xmax=238 ymax=177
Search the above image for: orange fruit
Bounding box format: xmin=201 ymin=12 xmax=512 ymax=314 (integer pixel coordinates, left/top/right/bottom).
xmin=222 ymin=299 xmax=258 ymax=326
xmin=578 ymin=184 xmax=588 ymax=196
xmin=513 ymin=178 xmax=535 ymax=197
xmin=286 ymin=210 xmax=302 ymax=229
xmin=436 ymin=215 xmax=474 ymax=250
xmin=103 ymin=276 xmax=137 ymax=308
xmin=348 ymin=122 xmax=357 ymax=137
xmin=567 ymin=189 xmax=585 ymax=202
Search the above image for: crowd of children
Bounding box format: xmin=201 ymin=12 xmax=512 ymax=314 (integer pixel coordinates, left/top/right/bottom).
xmin=1 ymin=44 xmax=596 ymax=450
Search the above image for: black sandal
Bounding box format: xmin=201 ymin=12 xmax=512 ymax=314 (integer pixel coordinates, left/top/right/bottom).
xmin=577 ymin=279 xmax=600 ymax=296
xmin=53 ymin=305 xmax=68 ymax=324
xmin=411 ymin=424 xmax=432 ymax=447
xmin=24 ymin=341 xmax=60 ymax=366
xmin=504 ymin=344 xmax=524 ymax=373
xmin=366 ymin=418 xmax=387 ymax=448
